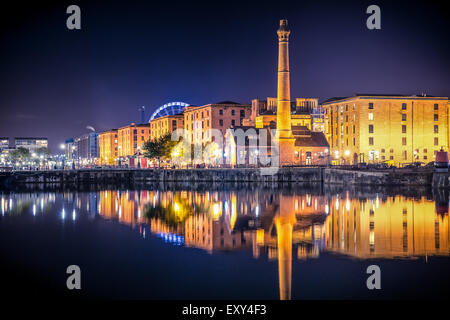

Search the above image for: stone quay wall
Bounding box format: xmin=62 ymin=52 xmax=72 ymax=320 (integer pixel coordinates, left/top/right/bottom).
xmin=0 ymin=168 xmax=438 ymax=187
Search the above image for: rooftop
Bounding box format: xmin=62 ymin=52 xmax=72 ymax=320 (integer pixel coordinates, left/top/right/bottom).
xmin=295 ymin=131 xmax=329 ymax=148
xmin=321 ymin=94 xmax=449 ymax=104
xmin=215 ymin=101 xmax=241 ymax=105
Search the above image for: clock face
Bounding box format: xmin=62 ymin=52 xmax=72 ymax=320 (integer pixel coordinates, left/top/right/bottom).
xmin=0 ymin=0 xmax=449 ymax=309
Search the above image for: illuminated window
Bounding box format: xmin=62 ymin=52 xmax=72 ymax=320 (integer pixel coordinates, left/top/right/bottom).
xmin=424 ymin=149 xmax=427 ymax=153
xmin=369 ymin=125 xmax=373 ymax=133
xmin=402 ymin=114 xmax=407 ymax=121
xmin=434 ymin=114 xmax=439 ymax=121
xmin=434 ymin=125 xmax=439 ymax=133
xmin=434 ymin=137 xmax=439 ymax=146
xmin=402 ymin=151 xmax=407 ymax=160
xmin=402 ymin=125 xmax=406 ymax=133
xmin=402 ymin=137 xmax=406 ymax=145
xmin=368 ymin=113 xmax=374 ymax=121
xmin=402 ymin=103 xmax=407 ymax=110
xmin=369 ymin=137 xmax=374 ymax=145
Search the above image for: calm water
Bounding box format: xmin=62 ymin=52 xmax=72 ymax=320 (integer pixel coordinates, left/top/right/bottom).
xmin=1 ymin=185 xmax=449 ymax=300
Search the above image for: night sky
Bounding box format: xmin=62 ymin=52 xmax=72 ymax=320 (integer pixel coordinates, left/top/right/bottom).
xmin=1 ymin=0 xmax=449 ymax=152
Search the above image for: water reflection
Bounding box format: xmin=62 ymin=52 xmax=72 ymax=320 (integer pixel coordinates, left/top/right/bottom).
xmin=94 ymin=189 xmax=449 ymax=300
xmin=1 ymin=187 xmax=449 ymax=300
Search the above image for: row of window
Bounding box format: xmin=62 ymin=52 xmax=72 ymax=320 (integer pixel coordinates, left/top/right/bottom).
xmin=327 ymin=103 xmax=440 ymax=114
xmin=369 ymin=103 xmax=440 ymax=110
xmin=335 ymin=124 xmax=440 ymax=135
xmin=188 ymin=109 xmax=246 ymax=120
xmin=366 ymin=113 xmax=440 ymax=122
xmin=368 ymin=124 xmax=440 ymax=134
xmin=368 ymin=137 xmax=440 ymax=146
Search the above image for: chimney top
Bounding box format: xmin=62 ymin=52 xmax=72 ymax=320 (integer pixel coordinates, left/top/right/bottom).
xmin=278 ymin=19 xmax=290 ymax=33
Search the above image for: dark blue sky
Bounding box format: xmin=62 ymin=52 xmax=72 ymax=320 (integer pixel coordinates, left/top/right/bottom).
xmin=1 ymin=0 xmax=449 ymax=152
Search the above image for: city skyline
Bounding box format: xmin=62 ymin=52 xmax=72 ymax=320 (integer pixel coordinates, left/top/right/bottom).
xmin=1 ymin=0 xmax=449 ymax=152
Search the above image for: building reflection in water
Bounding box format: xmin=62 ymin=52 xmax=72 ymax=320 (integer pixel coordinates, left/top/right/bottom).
xmin=0 ymin=192 xmax=56 ymax=216
xmin=93 ymin=189 xmax=449 ymax=300
xmin=2 ymin=188 xmax=447 ymax=300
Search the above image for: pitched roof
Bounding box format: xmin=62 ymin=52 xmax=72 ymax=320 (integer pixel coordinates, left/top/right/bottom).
xmin=295 ymin=132 xmax=329 ymax=148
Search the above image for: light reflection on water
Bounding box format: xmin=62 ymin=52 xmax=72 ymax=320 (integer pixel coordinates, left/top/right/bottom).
xmin=1 ymin=187 xmax=449 ymax=300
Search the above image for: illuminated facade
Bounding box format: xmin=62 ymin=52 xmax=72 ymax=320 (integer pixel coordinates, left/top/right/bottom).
xmin=0 ymin=137 xmax=9 ymax=151
xmin=322 ymin=95 xmax=450 ymax=165
xmin=117 ymin=123 xmax=151 ymax=158
xmin=74 ymin=132 xmax=99 ymax=164
xmin=14 ymin=137 xmax=48 ymax=153
xmin=245 ymin=98 xmax=317 ymax=130
xmin=99 ymin=129 xmax=118 ymax=165
xmin=150 ymin=114 xmax=184 ymax=141
xmin=183 ymin=101 xmax=251 ymax=145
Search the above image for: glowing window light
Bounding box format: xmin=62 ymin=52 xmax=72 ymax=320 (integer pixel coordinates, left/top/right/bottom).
xmin=62 ymin=208 xmax=66 ymax=220
xmin=72 ymin=209 xmax=76 ymax=221
xmin=212 ymin=203 xmax=221 ymax=220
xmin=33 ymin=204 xmax=36 ymax=216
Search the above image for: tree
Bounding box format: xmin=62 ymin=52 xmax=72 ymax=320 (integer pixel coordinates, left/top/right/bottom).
xmin=36 ymin=147 xmax=51 ymax=158
xmin=143 ymin=133 xmax=177 ymax=168
xmin=9 ymin=147 xmax=31 ymax=163
xmin=145 ymin=196 xmax=193 ymax=228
